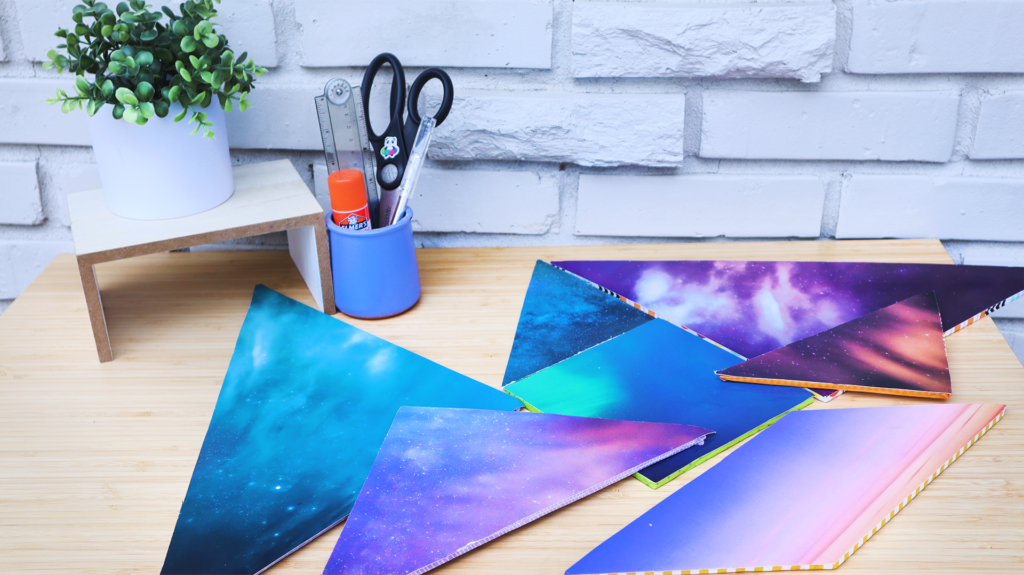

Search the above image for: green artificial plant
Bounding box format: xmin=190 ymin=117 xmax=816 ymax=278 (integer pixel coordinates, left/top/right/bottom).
xmin=45 ymin=0 xmax=266 ymax=137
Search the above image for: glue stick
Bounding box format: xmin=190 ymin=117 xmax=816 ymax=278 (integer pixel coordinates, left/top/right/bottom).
xmin=328 ymin=169 xmax=372 ymax=231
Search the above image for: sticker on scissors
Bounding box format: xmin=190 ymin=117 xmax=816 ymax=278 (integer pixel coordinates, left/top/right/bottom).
xmin=381 ymin=137 xmax=400 ymax=160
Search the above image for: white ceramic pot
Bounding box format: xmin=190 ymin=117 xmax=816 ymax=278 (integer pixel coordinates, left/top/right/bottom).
xmin=86 ymin=102 xmax=234 ymax=220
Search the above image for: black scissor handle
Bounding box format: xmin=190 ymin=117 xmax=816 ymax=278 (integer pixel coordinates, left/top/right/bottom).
xmin=361 ymin=53 xmax=407 ymax=141
xmin=362 ymin=53 xmax=409 ymax=191
xmin=407 ymin=68 xmax=454 ymax=127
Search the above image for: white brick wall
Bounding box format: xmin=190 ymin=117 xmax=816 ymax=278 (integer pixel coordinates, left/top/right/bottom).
xmin=0 ymin=162 xmax=43 ymax=225
xmin=430 ymin=92 xmax=686 ymax=167
xmin=2 ymin=0 xmax=1024 ymax=365
xmin=313 ymin=164 xmax=559 ymax=234
xmin=296 ymin=0 xmax=553 ymax=69
xmin=836 ymin=176 xmax=1024 ymax=242
xmin=572 ymin=2 xmax=835 ymax=82
xmin=0 ymin=79 xmax=90 ymax=146
xmin=16 ymin=0 xmax=278 ymax=67
xmin=576 ymin=175 xmax=824 ymax=238
xmin=0 ymin=241 xmax=74 ymax=299
xmin=972 ymin=91 xmax=1024 ymax=160
xmin=700 ymin=91 xmax=959 ymax=161
xmin=847 ymin=0 xmax=1024 ymax=74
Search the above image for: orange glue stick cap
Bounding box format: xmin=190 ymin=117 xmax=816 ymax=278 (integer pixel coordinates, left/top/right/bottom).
xmin=328 ymin=169 xmax=371 ymax=230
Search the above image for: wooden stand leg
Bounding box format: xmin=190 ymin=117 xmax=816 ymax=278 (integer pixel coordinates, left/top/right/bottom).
xmin=77 ymin=257 xmax=113 ymax=362
xmin=313 ymin=219 xmax=336 ymax=315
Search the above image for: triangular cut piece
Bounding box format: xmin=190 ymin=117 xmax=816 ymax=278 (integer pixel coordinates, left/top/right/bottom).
xmin=161 ymin=287 xmax=522 ymax=575
xmin=505 ymin=319 xmax=813 ymax=488
xmin=567 ymin=404 xmax=1005 ymax=575
xmin=323 ymin=407 xmax=712 ymax=575
xmin=718 ymin=292 xmax=952 ymax=398
xmin=553 ymin=260 xmax=1024 ymax=359
xmin=502 ymin=260 xmax=654 ymax=386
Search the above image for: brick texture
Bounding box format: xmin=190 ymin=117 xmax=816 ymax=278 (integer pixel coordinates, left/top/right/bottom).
xmin=224 ymin=84 xmax=323 ymax=150
xmin=0 ymin=162 xmax=43 ymax=225
xmin=572 ymin=2 xmax=834 ymax=82
xmin=972 ymin=91 xmax=1024 ymax=160
xmin=836 ymin=175 xmax=1024 ymax=241
xmin=296 ymin=0 xmax=552 ymax=68
xmin=0 ymin=79 xmax=90 ymax=146
xmin=46 ymin=163 xmax=103 ymax=227
xmin=0 ymin=241 xmax=75 ymax=299
xmin=575 ymin=174 xmax=824 ymax=238
xmin=847 ymin=0 xmax=1024 ymax=74
xmin=17 ymin=0 xmax=278 ymax=66
xmin=700 ymin=91 xmax=959 ymax=162
xmin=313 ymin=164 xmax=559 ymax=234
xmin=431 ymin=92 xmax=686 ymax=167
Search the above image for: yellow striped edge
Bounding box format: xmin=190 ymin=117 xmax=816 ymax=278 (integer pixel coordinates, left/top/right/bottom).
xmin=582 ymin=408 xmax=1005 ymax=575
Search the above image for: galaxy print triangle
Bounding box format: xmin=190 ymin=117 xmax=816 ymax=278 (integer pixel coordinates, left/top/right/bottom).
xmin=322 ymin=407 xmax=712 ymax=575
xmin=552 ymin=260 xmax=1024 ymax=359
xmin=161 ymin=286 xmax=522 ymax=575
xmin=505 ymin=319 xmax=814 ymax=488
xmin=718 ymin=292 xmax=952 ymax=398
xmin=502 ymin=260 xmax=653 ymax=386
xmin=566 ymin=404 xmax=1005 ymax=575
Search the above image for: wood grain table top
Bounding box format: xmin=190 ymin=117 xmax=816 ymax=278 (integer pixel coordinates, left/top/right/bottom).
xmin=1 ymin=239 xmax=1022 ymax=574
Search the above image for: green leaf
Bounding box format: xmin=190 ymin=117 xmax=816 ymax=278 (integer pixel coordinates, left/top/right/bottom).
xmin=112 ymin=103 xmax=124 ymax=119
xmin=101 ymin=79 xmax=114 ymax=98
xmin=139 ymin=102 xmax=155 ymax=118
xmin=55 ymin=29 xmax=68 ymax=38
xmin=140 ymin=29 xmax=157 ymax=41
xmin=153 ymin=100 xmax=169 ymax=118
xmin=116 ymin=1 xmax=129 ymax=15
xmin=121 ymin=45 xmax=135 ymax=57
xmin=135 ymin=50 xmax=153 ymax=65
xmin=173 ymin=107 xmax=188 ymax=122
xmin=110 ymin=49 xmax=125 ymax=61
xmin=179 ymin=67 xmax=192 ymax=82
xmin=180 ymin=35 xmax=196 ymax=53
xmin=101 ymin=11 xmax=116 ymax=25
xmin=75 ymin=75 xmax=90 ymax=92
xmin=75 ymin=24 xmax=89 ymax=36
xmin=61 ymin=100 xmax=71 ymax=113
xmin=107 ymin=61 xmax=124 ymax=74
xmin=115 ymin=87 xmax=138 ymax=105
xmin=135 ymin=114 xmax=148 ymax=125
xmin=199 ymin=71 xmax=213 ymax=84
xmin=211 ymin=70 xmax=225 ymax=87
xmin=168 ymin=85 xmax=181 ymax=102
xmin=54 ymin=55 xmax=69 ymax=68
xmin=162 ymin=6 xmax=175 ymax=19
xmin=101 ymin=24 xmax=113 ymax=37
xmin=235 ymin=51 xmax=247 ymax=66
xmin=190 ymin=91 xmax=204 ymax=105
xmin=189 ymin=55 xmax=201 ymax=69
xmin=202 ymin=33 xmax=218 ymax=48
xmin=171 ymin=19 xmax=187 ymax=36
xmin=47 ymin=49 xmax=59 ymax=60
xmin=86 ymin=99 xmax=101 ymax=116
xmin=135 ymin=81 xmax=154 ymax=102
xmin=122 ymin=106 xmax=138 ymax=123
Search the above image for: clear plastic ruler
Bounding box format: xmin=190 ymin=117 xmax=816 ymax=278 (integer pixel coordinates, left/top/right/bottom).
xmin=314 ymin=78 xmax=380 ymax=223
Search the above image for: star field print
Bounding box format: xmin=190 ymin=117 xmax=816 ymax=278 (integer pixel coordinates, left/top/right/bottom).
xmin=502 ymin=260 xmax=653 ymax=386
xmin=553 ymin=260 xmax=1024 ymax=359
xmin=323 ymin=407 xmax=712 ymax=575
xmin=719 ymin=292 xmax=951 ymax=398
xmin=160 ymin=286 xmax=522 ymax=575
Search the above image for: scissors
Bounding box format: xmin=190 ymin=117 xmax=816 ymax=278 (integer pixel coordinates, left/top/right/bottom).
xmin=361 ymin=53 xmax=453 ymax=194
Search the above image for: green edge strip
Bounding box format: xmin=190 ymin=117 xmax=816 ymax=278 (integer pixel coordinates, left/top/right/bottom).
xmin=503 ymin=389 xmax=817 ymax=490
xmin=637 ymin=396 xmax=817 ymax=489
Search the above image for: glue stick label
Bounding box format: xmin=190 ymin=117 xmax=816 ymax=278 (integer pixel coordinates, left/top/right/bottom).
xmin=333 ymin=205 xmax=371 ymax=231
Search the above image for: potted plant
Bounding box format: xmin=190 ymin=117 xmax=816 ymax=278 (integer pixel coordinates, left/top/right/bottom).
xmin=45 ymin=0 xmax=266 ymax=220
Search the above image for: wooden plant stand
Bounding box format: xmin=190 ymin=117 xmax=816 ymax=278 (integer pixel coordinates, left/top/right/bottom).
xmin=67 ymin=159 xmax=335 ymax=362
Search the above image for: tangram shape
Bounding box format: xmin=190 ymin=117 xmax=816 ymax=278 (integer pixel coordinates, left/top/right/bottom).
xmin=552 ymin=260 xmax=1024 ymax=359
xmin=718 ymin=292 xmax=952 ymax=398
xmin=323 ymin=407 xmax=713 ymax=575
xmin=505 ymin=319 xmax=814 ymax=488
xmin=567 ymin=404 xmax=1005 ymax=575
xmin=503 ymin=260 xmax=653 ymax=386
xmin=161 ymin=286 xmax=522 ymax=575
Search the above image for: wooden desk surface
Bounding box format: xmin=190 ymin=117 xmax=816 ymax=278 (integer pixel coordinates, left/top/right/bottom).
xmin=1 ymin=239 xmax=1022 ymax=574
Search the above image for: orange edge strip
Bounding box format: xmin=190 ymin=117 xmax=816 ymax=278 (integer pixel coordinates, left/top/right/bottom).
xmin=716 ymin=374 xmax=951 ymax=400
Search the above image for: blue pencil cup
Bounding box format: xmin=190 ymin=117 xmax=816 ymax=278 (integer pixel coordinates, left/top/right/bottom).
xmin=326 ymin=208 xmax=421 ymax=318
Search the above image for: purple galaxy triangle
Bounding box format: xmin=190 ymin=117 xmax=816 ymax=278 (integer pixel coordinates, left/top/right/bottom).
xmin=552 ymin=260 xmax=1024 ymax=359
xmin=322 ymin=407 xmax=712 ymax=575
xmin=718 ymin=292 xmax=952 ymax=398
